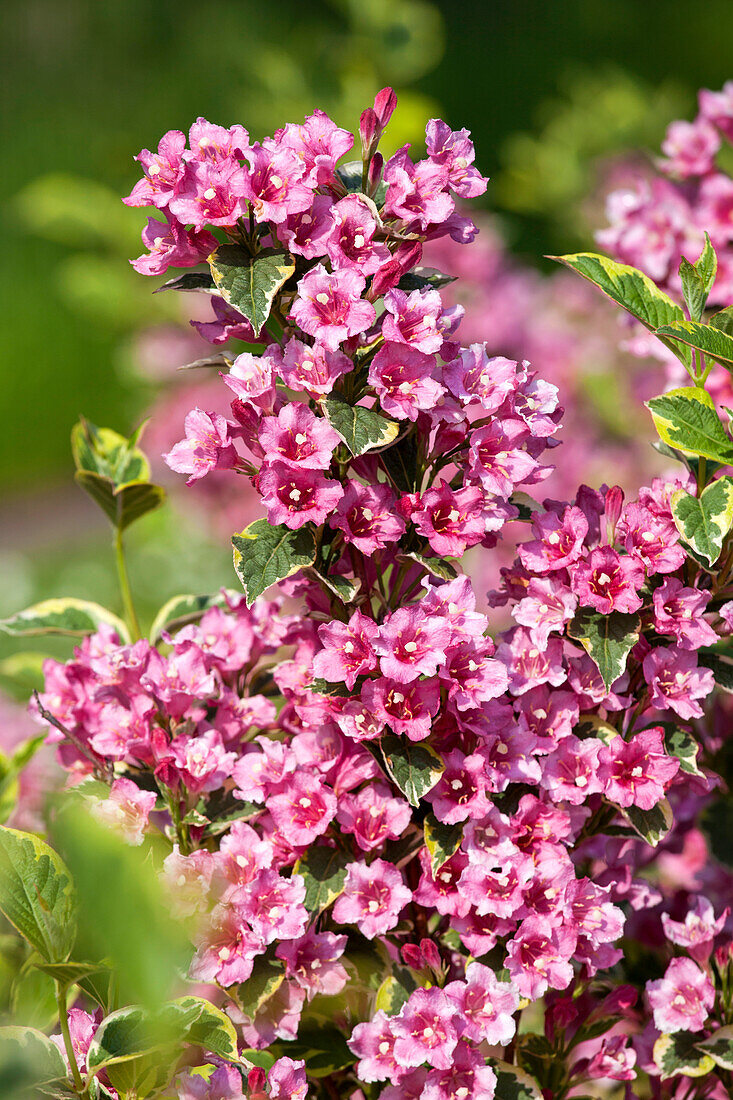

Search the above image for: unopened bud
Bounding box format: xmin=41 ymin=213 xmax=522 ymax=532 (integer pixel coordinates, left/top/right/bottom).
xmin=420 ymin=938 xmax=442 ymax=971
xmin=360 ymin=108 xmax=378 ymax=157
xmin=605 ymin=485 xmax=624 ymax=542
xmin=367 ymin=152 xmax=383 ymax=197
xmin=373 ymin=86 xmax=398 ymax=129
xmin=247 ymin=1066 xmax=267 ymax=1094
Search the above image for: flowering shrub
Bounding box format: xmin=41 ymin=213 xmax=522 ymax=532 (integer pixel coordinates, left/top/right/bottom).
xmin=3 ymin=88 xmax=733 ymax=1100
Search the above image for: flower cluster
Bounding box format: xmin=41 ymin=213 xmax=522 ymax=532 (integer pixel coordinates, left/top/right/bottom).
xmin=17 ymin=88 xmax=733 ymax=1100
xmin=599 ymin=81 xmax=733 ymax=306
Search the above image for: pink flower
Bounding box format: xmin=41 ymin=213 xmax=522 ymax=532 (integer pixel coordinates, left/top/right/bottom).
xmin=177 ymin=1064 xmax=245 ymax=1100
xmin=336 ymin=782 xmax=412 ymax=851
xmin=168 ymin=159 xmax=249 ymax=229
xmin=513 ymin=576 xmax=577 ymax=648
xmin=467 ymin=419 xmax=539 ymax=496
xmin=224 ymin=350 xmax=276 ymax=403
xmin=191 ymin=903 xmax=263 ymax=986
xmin=374 ymin=606 xmax=451 ymax=683
xmin=598 ymin=727 xmax=679 ymax=809
xmin=368 ymin=343 xmax=444 ymax=422
xmin=661 ymin=117 xmax=720 ymax=178
xmin=332 ymin=858 xmax=411 ymax=938
xmin=290 ymin=264 xmax=376 ymax=351
xmin=258 ymin=461 xmax=344 ymax=529
xmin=425 ymin=119 xmax=488 ymax=198
xmin=192 ymin=296 xmax=259 ymax=345
xmin=586 ymin=1035 xmax=637 ymax=1082
xmin=382 ymin=287 xmax=449 ymax=354
xmin=518 ymin=506 xmax=589 ymax=573
xmin=505 ymin=916 xmax=577 ymax=999
xmin=391 ymin=986 xmax=460 ymax=1070
xmin=168 ymin=730 xmax=236 ymax=794
xmin=445 ymin=961 xmax=518 ymax=1045
xmin=404 ymin=482 xmax=490 ymax=556
xmin=279 ymin=338 xmax=352 ymax=396
xmin=90 ymin=777 xmax=156 ymax=845
xmin=279 ymin=108 xmax=353 ymax=187
xmin=50 ymin=1009 xmax=100 ymax=1076
xmin=123 ymin=129 xmax=187 ymax=208
xmin=267 ymin=771 xmax=337 ymax=846
xmin=383 ymin=146 xmax=455 ymax=230
xmin=653 ymin=578 xmax=717 ymax=650
xmin=426 ymin=750 xmax=491 ymax=824
xmin=164 ymin=408 xmax=239 ymax=484
xmin=662 ymin=896 xmax=728 ymax=964
xmin=259 ymin=403 xmax=340 ymax=470
xmin=646 ymin=957 xmax=715 ymax=1033
xmin=643 ymin=646 xmax=715 ymax=720
xmin=230 ymin=868 xmax=308 ymax=944
xmin=699 ymin=81 xmax=733 ymax=140
xmin=276 ymin=930 xmax=348 ymax=998
xmin=312 ymin=610 xmax=379 ymax=689
xmin=186 ymin=117 xmax=250 ymax=163
xmin=329 ymin=481 xmax=405 ymax=553
xmin=131 ymin=216 xmax=217 ymax=276
xmin=443 ymin=347 xmax=519 ymax=411
xmin=268 ymin=1056 xmax=308 ymax=1100
xmin=348 ymin=1010 xmax=403 ymax=1083
xmin=571 ymin=546 xmax=644 ymax=615
xmin=242 ymin=142 xmax=313 ymax=223
xmin=276 ymin=193 xmax=334 ymax=259
xmin=617 ymin=503 xmax=685 ymax=575
xmin=326 ymin=194 xmax=390 ymax=275
xmin=361 ymin=672 xmax=441 ymax=739
xmin=540 ymin=735 xmax=604 ymax=805
xmin=421 ymin=1041 xmax=497 ymax=1100
xmin=495 ymin=627 xmax=566 ymax=695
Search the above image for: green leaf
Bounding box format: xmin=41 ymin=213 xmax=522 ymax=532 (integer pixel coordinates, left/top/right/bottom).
xmin=490 ymin=1059 xmax=543 ymax=1100
xmin=278 ymin=1023 xmax=354 ymax=1078
xmin=653 ymin=1031 xmax=714 ymax=1079
xmin=710 ymin=304 xmax=733 ymax=337
xmin=155 ymin=270 xmax=216 ymax=294
xmin=619 ymin=798 xmax=673 ymax=847
xmin=309 ymin=569 xmax=360 ymax=606
xmin=671 ymin=476 xmax=733 ymax=567
xmin=397 ymin=551 xmax=458 ymax=582
xmin=662 ymin=726 xmax=703 ymax=776
xmin=374 ymin=968 xmax=417 ymax=1014
xmin=646 ymin=387 xmax=733 ymax=465
xmin=567 ymin=608 xmax=641 ymax=691
xmin=549 ymin=252 xmax=691 ymax=366
xmin=149 ymin=592 xmax=232 ymax=644
xmin=74 ymin=470 xmax=166 ymax=532
xmin=71 ymin=418 xmax=166 ymax=532
xmin=234 ymin=954 xmax=285 ymax=1018
xmin=295 ymin=846 xmax=350 ymax=914
xmin=0 ymin=826 xmax=76 ymax=962
xmin=164 ymin=997 xmax=239 ymax=1060
xmin=34 ymin=959 xmax=108 ymax=989
xmin=380 ymin=428 xmax=420 ymax=491
xmin=574 ymin=712 xmax=618 ymax=744
xmin=679 ymin=233 xmax=717 ymax=322
xmin=378 ymin=734 xmax=444 ymax=808
xmin=424 ymin=814 xmax=463 ymax=874
xmin=696 ymin=1025 xmax=733 ymax=1070
xmin=50 ymin=804 xmax=191 ymax=1009
xmin=232 ymin=520 xmax=317 ymax=606
xmin=209 ymin=245 xmax=295 ymax=336
xmin=656 ymin=319 xmax=733 ymax=370
xmin=323 ymin=394 xmax=399 ymax=456
xmin=397 ymin=267 xmax=457 ymax=292
xmin=86 ymin=1006 xmax=177 ymax=1097
xmin=0 ymin=735 xmax=45 ymax=825
xmin=0 ymin=597 xmax=130 ymax=642
xmin=0 ymin=1026 xmax=68 ymax=1098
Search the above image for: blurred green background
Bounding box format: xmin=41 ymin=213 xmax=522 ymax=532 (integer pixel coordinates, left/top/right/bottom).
xmin=3 ymin=0 xmax=733 ymax=662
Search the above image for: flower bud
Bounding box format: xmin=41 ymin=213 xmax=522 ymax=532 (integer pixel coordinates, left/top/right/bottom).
xmin=420 ymin=937 xmax=442 ymax=971
xmin=360 ymin=108 xmax=378 ymax=157
xmin=605 ymin=484 xmax=624 ymax=542
xmin=247 ymin=1066 xmax=267 ymax=1095
xmin=374 ymin=86 xmax=398 ymax=128
xmin=367 ymin=152 xmax=383 ymax=197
